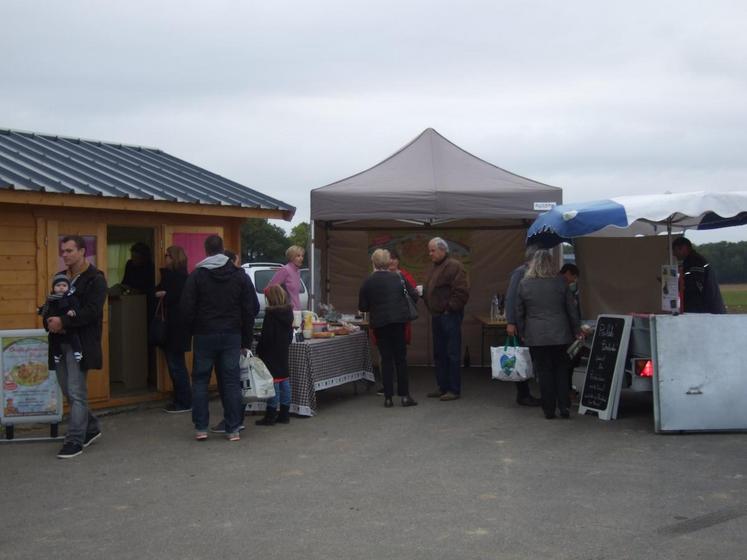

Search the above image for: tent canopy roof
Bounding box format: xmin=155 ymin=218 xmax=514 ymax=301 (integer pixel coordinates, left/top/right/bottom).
xmin=311 ymin=128 xmax=561 ymax=223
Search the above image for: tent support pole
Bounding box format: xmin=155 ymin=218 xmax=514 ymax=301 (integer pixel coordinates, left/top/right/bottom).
xmin=310 ymin=219 xmax=316 ymax=312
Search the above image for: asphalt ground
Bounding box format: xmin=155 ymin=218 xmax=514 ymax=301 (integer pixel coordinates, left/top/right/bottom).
xmin=2 ymin=367 xmax=746 ymax=560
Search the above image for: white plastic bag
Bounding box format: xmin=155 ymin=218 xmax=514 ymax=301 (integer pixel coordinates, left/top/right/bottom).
xmin=240 ymin=351 xmax=276 ymax=402
xmin=491 ymin=337 xmax=534 ymax=382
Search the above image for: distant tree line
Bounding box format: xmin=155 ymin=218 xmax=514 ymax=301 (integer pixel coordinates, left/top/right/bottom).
xmin=240 ymin=219 xmax=310 ymax=264
xmin=697 ymin=241 xmax=747 ymax=284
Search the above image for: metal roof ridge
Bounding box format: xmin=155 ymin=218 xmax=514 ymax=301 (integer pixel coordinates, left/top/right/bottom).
xmin=0 ymin=127 xmax=161 ymax=152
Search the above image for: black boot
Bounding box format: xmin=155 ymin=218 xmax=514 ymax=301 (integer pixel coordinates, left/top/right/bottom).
xmin=276 ymin=404 xmax=290 ymax=424
xmin=255 ymin=407 xmax=277 ymax=426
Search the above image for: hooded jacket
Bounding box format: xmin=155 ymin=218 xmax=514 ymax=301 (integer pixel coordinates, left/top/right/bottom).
xmin=180 ymin=254 xmax=258 ymax=348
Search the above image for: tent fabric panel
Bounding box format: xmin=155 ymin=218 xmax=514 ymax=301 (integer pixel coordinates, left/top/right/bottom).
xmin=575 ymin=236 xmax=670 ymax=319
xmin=320 ymin=225 xmax=528 ymax=365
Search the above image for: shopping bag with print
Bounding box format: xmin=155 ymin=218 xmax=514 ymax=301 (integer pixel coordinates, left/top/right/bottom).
xmin=491 ymin=336 xmax=534 ymax=382
xmin=240 ymin=351 xmax=276 ymax=402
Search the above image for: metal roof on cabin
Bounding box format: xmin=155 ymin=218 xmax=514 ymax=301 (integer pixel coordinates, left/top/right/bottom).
xmin=0 ymin=128 xmax=294 ymax=216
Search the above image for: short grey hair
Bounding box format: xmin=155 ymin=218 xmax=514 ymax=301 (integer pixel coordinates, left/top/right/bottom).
xmin=430 ymin=237 xmax=449 ymax=253
xmin=525 ymin=249 xmax=555 ymax=279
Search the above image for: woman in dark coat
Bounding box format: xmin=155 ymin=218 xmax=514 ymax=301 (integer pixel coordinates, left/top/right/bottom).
xmin=358 ymin=249 xmax=419 ymax=408
xmin=516 ymin=250 xmax=582 ymax=419
xmin=155 ymin=245 xmax=192 ymax=413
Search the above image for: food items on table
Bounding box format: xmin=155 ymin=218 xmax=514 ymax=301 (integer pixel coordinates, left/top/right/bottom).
xmin=312 ymin=331 xmax=335 ymax=339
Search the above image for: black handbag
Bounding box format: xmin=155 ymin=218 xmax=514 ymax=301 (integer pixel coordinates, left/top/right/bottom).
xmin=149 ymin=299 xmax=168 ymax=347
xmin=399 ymin=274 xmax=419 ymax=322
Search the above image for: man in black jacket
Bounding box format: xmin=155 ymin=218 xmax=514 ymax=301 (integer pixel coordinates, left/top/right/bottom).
xmin=672 ymin=237 xmax=726 ymax=314
xmin=181 ymin=235 xmax=257 ymax=441
xmin=47 ymin=235 xmax=108 ymax=459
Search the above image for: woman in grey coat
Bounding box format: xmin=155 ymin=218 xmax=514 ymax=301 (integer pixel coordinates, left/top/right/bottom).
xmin=517 ymin=250 xmax=582 ymax=419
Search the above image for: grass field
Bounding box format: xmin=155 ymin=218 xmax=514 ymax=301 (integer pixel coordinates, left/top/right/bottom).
xmin=721 ymin=284 xmax=747 ymax=313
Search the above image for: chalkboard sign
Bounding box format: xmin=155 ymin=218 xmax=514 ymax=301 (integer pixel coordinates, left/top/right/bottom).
xmin=578 ymin=315 xmax=632 ymax=421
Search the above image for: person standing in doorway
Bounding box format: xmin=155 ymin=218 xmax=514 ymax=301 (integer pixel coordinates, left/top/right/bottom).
xmin=505 ymin=246 xmax=542 ymax=407
xmin=155 ymin=245 xmax=192 ymax=414
xmin=47 ymin=235 xmax=107 ymax=459
xmin=181 ymin=235 xmax=256 ymax=442
xmin=423 ymin=237 xmax=470 ymax=401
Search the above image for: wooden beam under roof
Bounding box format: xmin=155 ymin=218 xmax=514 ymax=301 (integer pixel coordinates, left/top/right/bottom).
xmin=0 ymin=190 xmax=294 ymax=221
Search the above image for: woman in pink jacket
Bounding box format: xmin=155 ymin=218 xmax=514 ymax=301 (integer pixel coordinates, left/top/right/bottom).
xmin=268 ymin=245 xmax=305 ymax=310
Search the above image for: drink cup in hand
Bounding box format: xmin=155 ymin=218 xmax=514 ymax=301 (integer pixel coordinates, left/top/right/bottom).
xmin=416 ymin=285 xmax=423 ymax=296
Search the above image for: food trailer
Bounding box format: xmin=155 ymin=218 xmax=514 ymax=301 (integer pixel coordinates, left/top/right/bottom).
xmin=527 ymin=191 xmax=747 ymax=432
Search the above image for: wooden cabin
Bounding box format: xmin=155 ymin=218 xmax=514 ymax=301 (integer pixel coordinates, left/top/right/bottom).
xmin=0 ymin=128 xmax=294 ymax=409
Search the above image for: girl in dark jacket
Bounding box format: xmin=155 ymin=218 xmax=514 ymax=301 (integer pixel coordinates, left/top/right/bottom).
xmin=255 ymin=285 xmax=294 ymax=426
xmin=155 ymin=245 xmax=192 ymax=413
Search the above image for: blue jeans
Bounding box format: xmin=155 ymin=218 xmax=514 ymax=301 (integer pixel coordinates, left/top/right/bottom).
xmin=165 ymin=350 xmax=191 ymax=409
xmin=191 ymin=333 xmax=243 ymax=433
xmin=56 ymin=343 xmax=100 ymax=445
xmin=266 ymin=379 xmax=291 ymax=410
xmin=431 ymin=311 xmax=463 ymax=395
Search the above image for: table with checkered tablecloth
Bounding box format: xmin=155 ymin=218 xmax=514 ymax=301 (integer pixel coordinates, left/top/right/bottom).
xmin=245 ymin=330 xmax=374 ymax=416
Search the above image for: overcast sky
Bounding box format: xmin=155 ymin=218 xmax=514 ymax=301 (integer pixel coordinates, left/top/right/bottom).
xmin=2 ymin=0 xmax=747 ymax=242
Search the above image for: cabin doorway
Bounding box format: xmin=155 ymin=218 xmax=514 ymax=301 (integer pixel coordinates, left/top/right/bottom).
xmin=106 ymin=226 xmax=157 ymax=398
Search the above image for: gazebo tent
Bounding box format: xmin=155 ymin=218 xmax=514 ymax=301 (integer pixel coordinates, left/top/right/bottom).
xmin=310 ymin=128 xmax=562 ymax=364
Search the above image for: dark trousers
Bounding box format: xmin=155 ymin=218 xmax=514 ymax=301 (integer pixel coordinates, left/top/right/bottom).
xmin=529 ymin=345 xmax=570 ymax=416
xmin=515 ymin=380 xmax=531 ymax=399
xmin=165 ymin=349 xmax=192 ymax=409
xmin=374 ymin=323 xmax=409 ymax=398
xmin=432 ymin=311 xmax=463 ymax=395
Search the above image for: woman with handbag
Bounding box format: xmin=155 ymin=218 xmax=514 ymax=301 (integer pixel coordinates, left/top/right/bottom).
xmin=516 ymin=250 xmax=582 ymax=419
xmin=155 ymin=245 xmax=192 ymax=414
xmin=255 ymin=285 xmax=294 ymax=426
xmin=358 ymin=249 xmax=419 ymax=408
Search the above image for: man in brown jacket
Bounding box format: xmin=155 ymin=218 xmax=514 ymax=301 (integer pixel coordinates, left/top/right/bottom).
xmin=423 ymin=237 xmax=470 ymax=400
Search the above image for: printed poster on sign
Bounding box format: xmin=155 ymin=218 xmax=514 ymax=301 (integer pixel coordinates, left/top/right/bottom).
xmin=0 ymin=330 xmax=62 ymax=425
xmin=661 ymin=265 xmax=679 ymax=312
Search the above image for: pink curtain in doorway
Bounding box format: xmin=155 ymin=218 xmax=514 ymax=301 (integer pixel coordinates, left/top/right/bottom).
xmin=172 ymin=232 xmax=218 ymax=273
